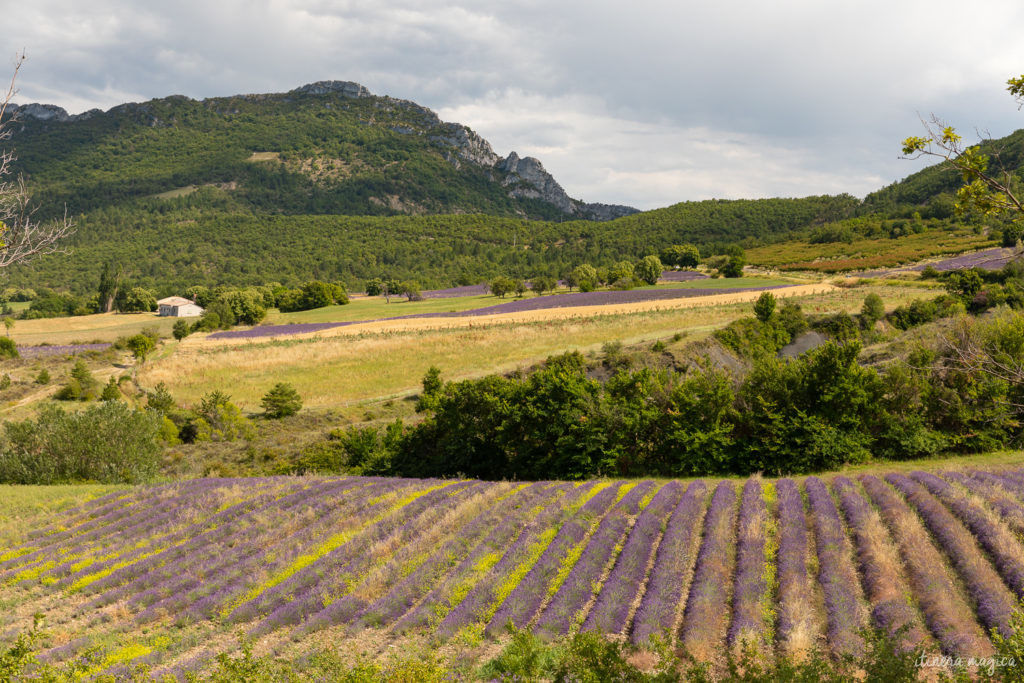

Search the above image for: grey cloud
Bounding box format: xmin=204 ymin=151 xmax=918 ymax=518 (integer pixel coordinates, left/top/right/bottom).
xmin=4 ymin=0 xmax=1024 ymax=208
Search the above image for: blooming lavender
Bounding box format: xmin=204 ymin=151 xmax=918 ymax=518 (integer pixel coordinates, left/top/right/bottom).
xmin=582 ymin=481 xmax=683 ymax=636
xmin=532 ymin=481 xmax=657 ymax=638
xmin=804 ymin=477 xmax=866 ymax=656
xmin=210 ymin=285 xmax=801 ymax=340
xmin=773 ymin=478 xmax=817 ymax=654
xmin=630 ymin=480 xmax=708 ymax=647
xmin=679 ymin=481 xmax=737 ymax=661
xmin=859 ymin=475 xmax=992 ymax=656
xmin=483 ymin=482 xmax=622 ymax=637
xmin=298 ymin=482 xmax=560 ymax=634
xmin=886 ymin=473 xmax=1016 ymax=638
xmin=942 ymin=471 xmax=1024 ymax=536
xmin=434 ymin=482 xmax=624 ymax=639
xmin=727 ymin=479 xmax=769 ymax=650
xmin=831 ymin=476 xmax=929 ymax=652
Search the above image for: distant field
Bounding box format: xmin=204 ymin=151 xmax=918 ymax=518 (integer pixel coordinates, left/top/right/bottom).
xmin=3 ymin=462 xmax=1024 ymax=677
xmin=142 ymin=284 xmax=932 ymax=411
xmin=747 ymin=226 xmax=995 ymax=272
xmin=8 ymin=312 xmax=178 ymax=347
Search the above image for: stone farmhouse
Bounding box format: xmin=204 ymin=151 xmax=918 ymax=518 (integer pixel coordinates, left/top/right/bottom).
xmin=157 ymin=296 xmax=204 ymax=317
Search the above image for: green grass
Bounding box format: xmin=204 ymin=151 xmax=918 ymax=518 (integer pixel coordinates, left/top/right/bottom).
xmin=0 ymin=484 xmax=126 ymax=548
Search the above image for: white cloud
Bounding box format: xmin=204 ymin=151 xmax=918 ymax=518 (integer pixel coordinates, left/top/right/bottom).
xmin=4 ymin=0 xmax=1024 ymax=208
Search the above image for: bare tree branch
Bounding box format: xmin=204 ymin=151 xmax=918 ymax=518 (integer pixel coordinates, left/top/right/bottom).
xmin=0 ymin=51 xmax=74 ymax=270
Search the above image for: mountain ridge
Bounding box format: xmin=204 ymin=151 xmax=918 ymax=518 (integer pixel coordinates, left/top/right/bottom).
xmin=6 ymin=80 xmax=638 ymax=222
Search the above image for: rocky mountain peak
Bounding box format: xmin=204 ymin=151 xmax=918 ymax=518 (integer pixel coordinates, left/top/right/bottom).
xmin=291 ymin=81 xmax=371 ymax=98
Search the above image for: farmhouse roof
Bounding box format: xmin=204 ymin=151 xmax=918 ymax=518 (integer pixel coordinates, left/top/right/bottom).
xmin=158 ymin=296 xmax=194 ymax=306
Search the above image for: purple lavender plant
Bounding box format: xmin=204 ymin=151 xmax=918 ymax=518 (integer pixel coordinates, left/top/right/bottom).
xmin=804 ymin=477 xmax=865 ymax=656
xmin=630 ymin=480 xmax=708 ymax=647
xmin=582 ymin=481 xmax=683 ymax=636
xmin=727 ymin=479 xmax=768 ymax=650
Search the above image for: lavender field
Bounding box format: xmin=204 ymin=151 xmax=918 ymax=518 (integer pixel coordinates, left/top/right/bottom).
xmin=211 ymin=282 xmax=794 ymax=340
xmin=3 ymin=468 xmax=1024 ymax=675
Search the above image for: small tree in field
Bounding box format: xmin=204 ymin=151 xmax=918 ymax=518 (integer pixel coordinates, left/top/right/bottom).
xmin=261 ymin=382 xmax=302 ymax=418
xmin=126 ymin=333 xmax=155 ymax=361
xmin=754 ymin=291 xmax=777 ymax=323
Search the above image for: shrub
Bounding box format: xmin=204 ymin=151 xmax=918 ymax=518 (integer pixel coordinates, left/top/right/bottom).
xmin=172 ymin=319 xmax=191 ymax=340
xmin=753 ymin=291 xmax=776 ymax=323
xmin=146 ymin=382 xmax=175 ymax=412
xmin=100 ymin=377 xmax=121 ymax=401
xmin=861 ymin=292 xmax=885 ymax=327
xmin=55 ymin=361 xmax=99 ymax=401
xmin=0 ymin=336 xmax=17 ymax=359
xmin=0 ymin=402 xmax=162 ymax=484
xmin=0 ymin=374 xmax=9 ymax=390
xmin=261 ymin=382 xmax=303 ymax=418
xmin=34 ymin=368 xmax=50 ymax=384
xmin=126 ymin=333 xmax=155 ymax=361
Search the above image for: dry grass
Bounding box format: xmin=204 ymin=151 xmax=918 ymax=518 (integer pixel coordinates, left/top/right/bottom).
xmin=8 ymin=312 xmax=177 ymax=346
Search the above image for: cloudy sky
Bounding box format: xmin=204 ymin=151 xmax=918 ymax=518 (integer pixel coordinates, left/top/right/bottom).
xmin=4 ymin=1 xmax=1024 ymax=210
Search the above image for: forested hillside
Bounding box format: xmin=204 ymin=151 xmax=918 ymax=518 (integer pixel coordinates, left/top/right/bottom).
xmin=2 ymin=193 xmax=857 ymax=294
xmin=3 ymin=79 xmax=1022 ymax=294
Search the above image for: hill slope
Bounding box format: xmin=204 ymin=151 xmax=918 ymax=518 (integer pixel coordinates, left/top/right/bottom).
xmin=4 ymin=80 xmax=636 ymax=222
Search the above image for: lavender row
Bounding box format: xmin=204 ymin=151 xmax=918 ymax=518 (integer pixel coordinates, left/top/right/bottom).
xmin=859 ymin=475 xmax=992 ymax=656
xmin=727 ymin=479 xmax=769 ymax=650
xmin=130 ymin=478 xmax=379 ymax=623
xmin=85 ymin=478 xmax=381 ymax=605
xmin=297 ymin=482 xmax=560 ymax=633
xmin=229 ymin=481 xmax=476 ymax=628
xmin=437 ymin=482 xmax=626 ymax=638
xmin=679 ymin=481 xmax=737 ymax=661
xmin=942 ymin=471 xmax=1024 ymax=535
xmin=484 ymin=482 xmax=625 ymax=637
xmin=831 ymin=477 xmax=929 ymax=652
xmin=773 ymin=479 xmax=816 ymax=654
xmin=582 ymin=482 xmax=684 ymax=635
xmin=533 ymin=481 xmax=658 ymax=637
xmin=630 ymin=480 xmax=708 ymax=646
xmin=913 ymin=472 xmax=1024 ymax=598
xmin=248 ymin=481 xmax=490 ymax=635
xmin=885 ymin=474 xmax=1016 ymax=637
xmin=804 ymin=477 xmax=866 ymax=656
xmin=394 ymin=482 xmax=595 ymax=634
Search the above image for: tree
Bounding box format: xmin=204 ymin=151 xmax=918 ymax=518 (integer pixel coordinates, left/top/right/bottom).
xmin=126 ymin=333 xmax=155 ymax=361
xmin=901 ymin=73 xmax=1024 ymax=221
xmin=261 ymin=382 xmax=302 ymax=418
xmin=530 ymin=275 xmax=556 ymax=295
xmin=114 ymin=286 xmax=157 ymax=313
xmin=100 ymin=377 xmax=121 ymax=401
xmin=861 ymin=293 xmax=885 ymax=327
xmin=365 ymin=278 xmax=384 ymax=296
xmin=0 ymin=54 xmax=75 ymax=270
xmin=490 ymin=276 xmax=515 ymax=298
xmin=398 ymin=280 xmax=421 ymax=301
xmin=96 ymin=262 xmax=121 ymax=313
xmin=513 ymin=279 xmax=527 ymax=298
xmin=634 ymin=255 xmax=662 ymax=286
xmin=660 ymin=244 xmax=700 ymax=269
xmin=753 ymin=291 xmax=776 ymax=323
xmin=567 ymin=264 xmax=597 ymax=292
xmin=172 ymin=319 xmax=190 ymax=341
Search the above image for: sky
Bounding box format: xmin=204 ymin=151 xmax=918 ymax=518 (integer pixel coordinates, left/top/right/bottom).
xmin=4 ymin=1 xmax=1024 ymax=210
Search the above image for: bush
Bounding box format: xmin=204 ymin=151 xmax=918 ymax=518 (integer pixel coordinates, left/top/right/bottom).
xmin=172 ymin=319 xmax=191 ymax=340
xmin=34 ymin=368 xmax=50 ymax=384
xmin=100 ymin=377 xmax=121 ymax=401
xmin=126 ymin=333 xmax=155 ymax=361
xmin=261 ymin=382 xmax=302 ymax=418
xmin=0 ymin=336 xmax=17 ymax=359
xmin=0 ymin=402 xmax=162 ymax=484
xmin=55 ymin=360 xmax=99 ymax=401
xmin=753 ymin=291 xmax=776 ymax=323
